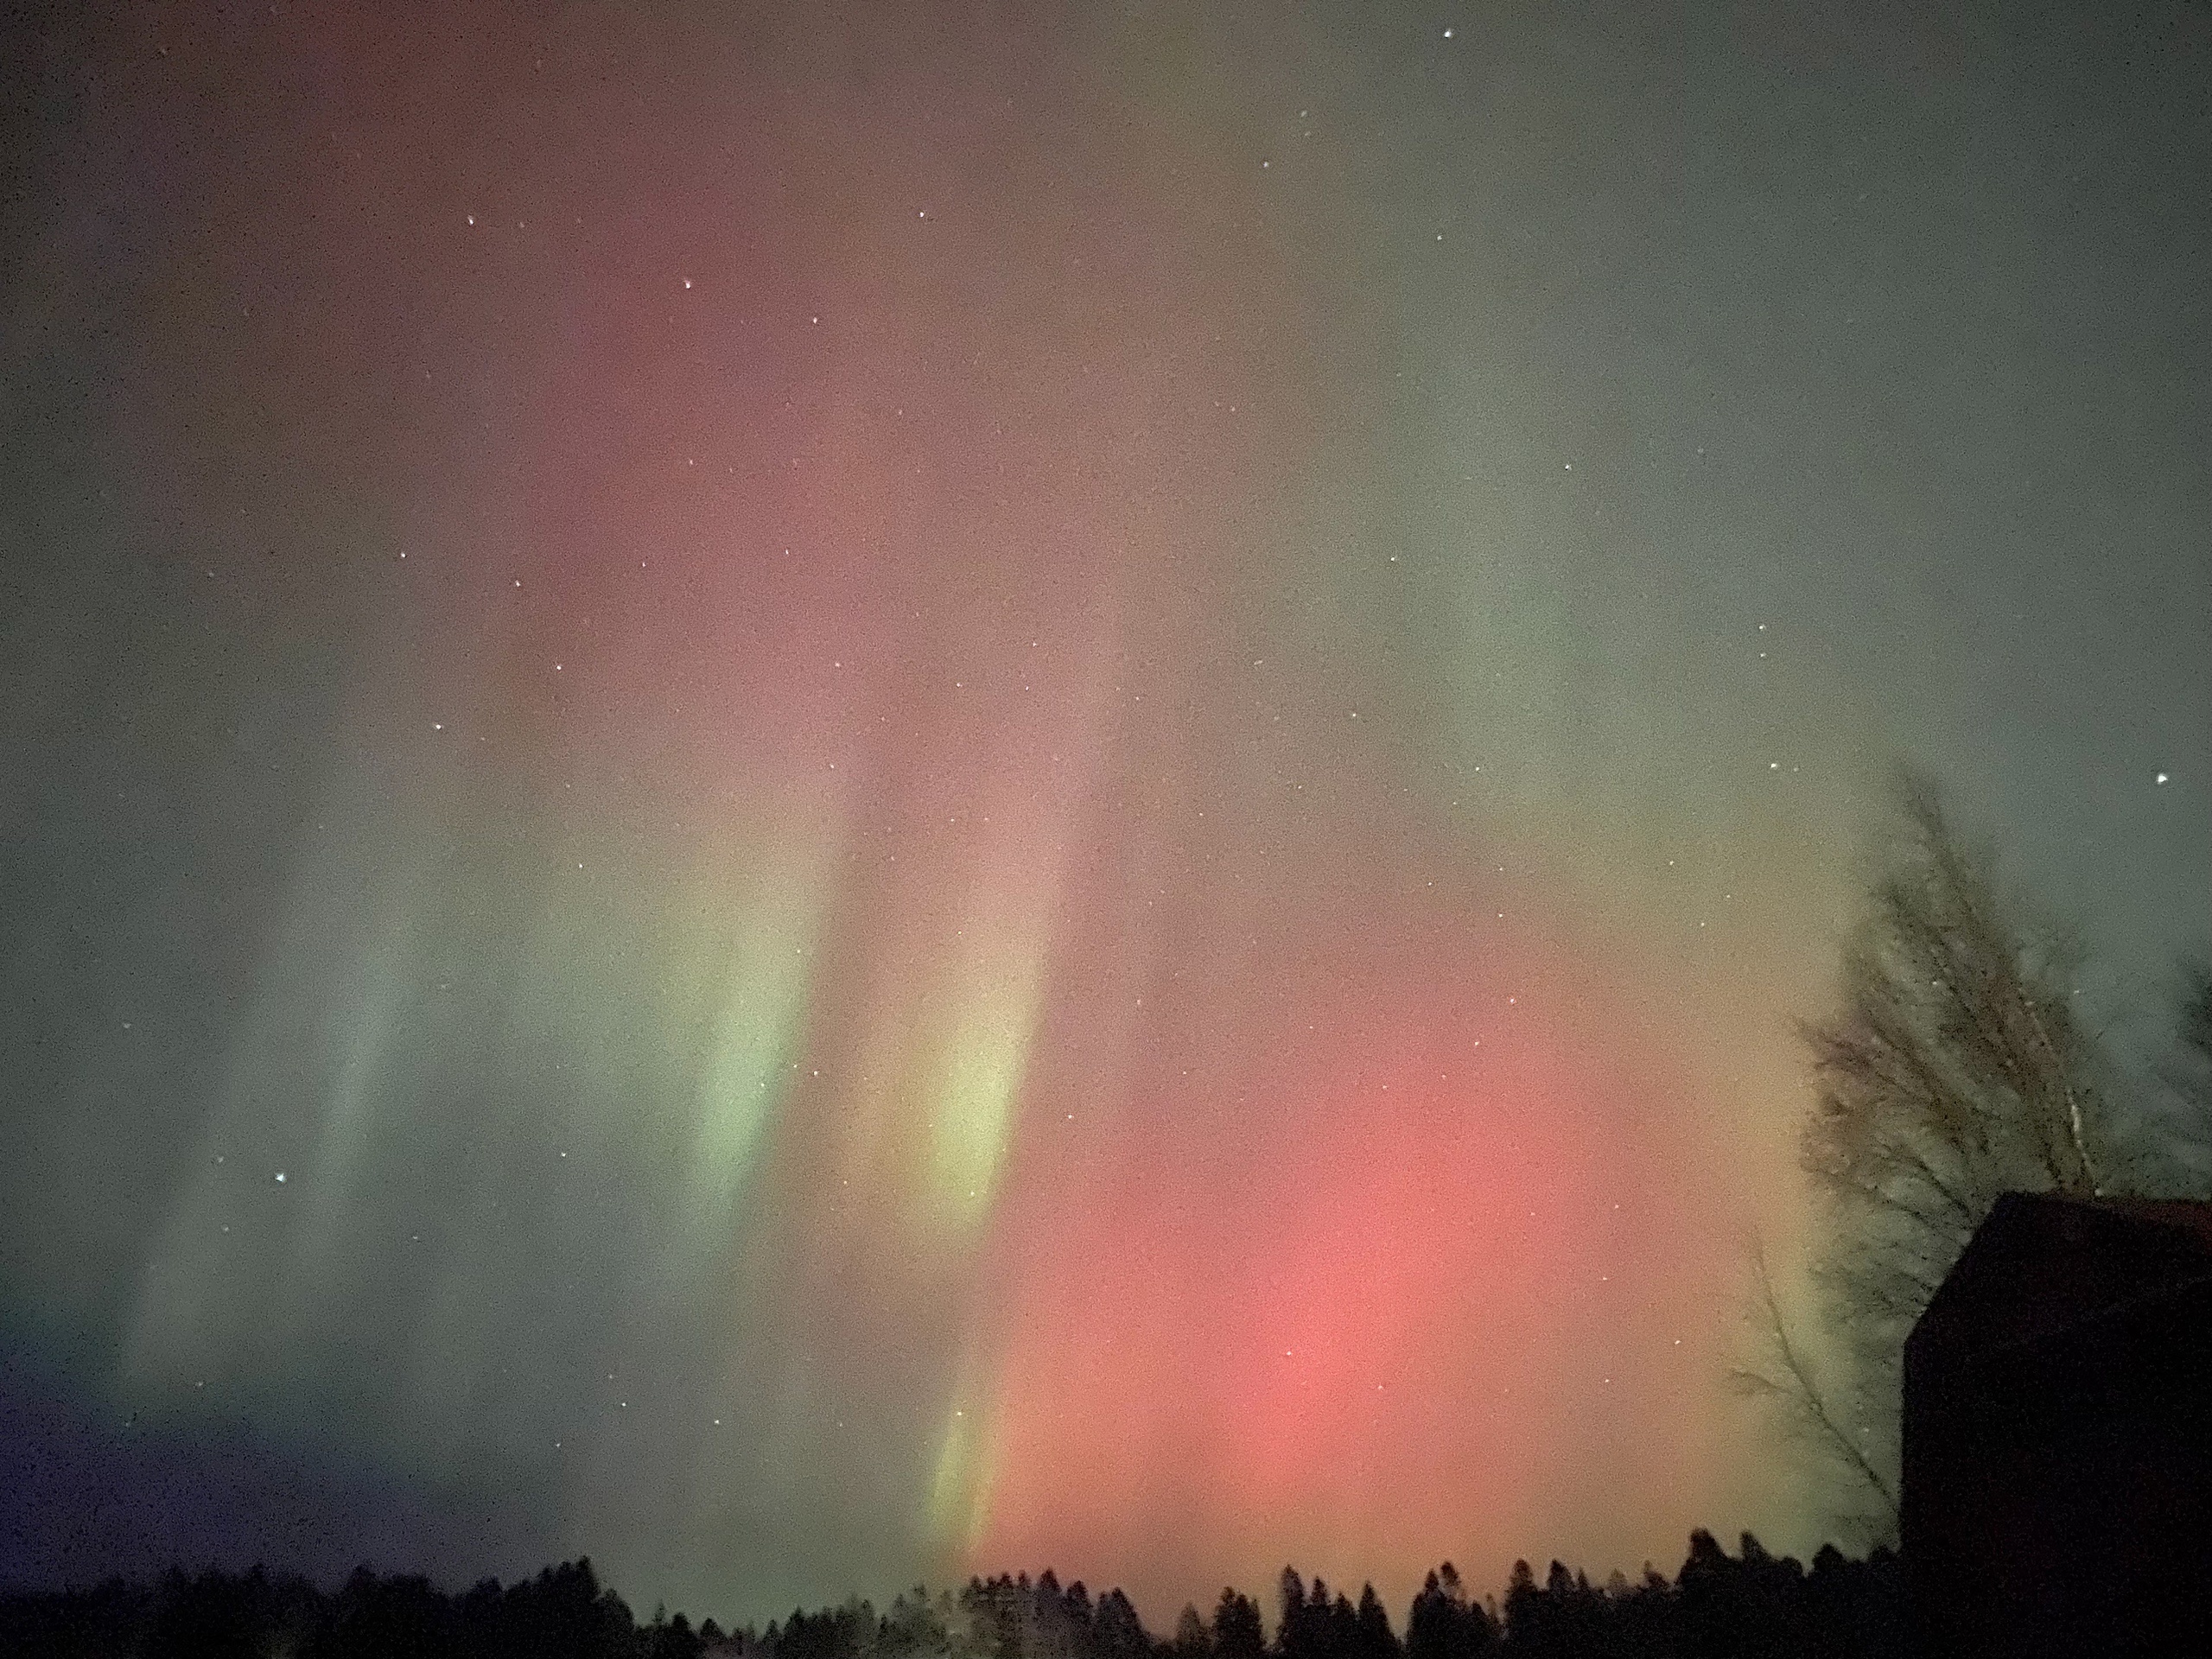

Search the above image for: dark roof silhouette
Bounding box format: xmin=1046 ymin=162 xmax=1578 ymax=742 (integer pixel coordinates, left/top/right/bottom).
xmin=1903 ymin=1192 xmax=2212 ymax=1659
xmin=1911 ymin=1192 xmax=2212 ymax=1361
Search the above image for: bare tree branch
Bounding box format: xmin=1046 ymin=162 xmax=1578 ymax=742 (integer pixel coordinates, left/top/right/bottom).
xmin=1732 ymin=1243 xmax=1899 ymax=1534
xmin=1743 ymin=766 xmax=2196 ymax=1535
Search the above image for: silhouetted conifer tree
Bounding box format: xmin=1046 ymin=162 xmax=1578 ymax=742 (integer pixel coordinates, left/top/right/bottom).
xmin=1407 ymin=1564 xmax=1495 ymax=1659
xmin=645 ymin=1608 xmax=704 ymax=1659
xmin=1500 ymin=1564 xmax=1541 ymax=1656
xmin=1276 ymin=1571 xmax=1309 ymax=1659
xmin=880 ymin=1587 xmax=949 ymax=1659
xmin=1094 ymin=1588 xmax=1149 ymax=1659
xmin=1065 ymin=1580 xmax=1096 ymax=1637
xmin=1213 ymin=1587 xmax=1266 ymax=1659
xmin=1352 ymin=1586 xmax=1397 ymax=1659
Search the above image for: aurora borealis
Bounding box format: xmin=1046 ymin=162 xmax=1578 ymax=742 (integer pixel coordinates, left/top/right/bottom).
xmin=3 ymin=0 xmax=2207 ymax=1633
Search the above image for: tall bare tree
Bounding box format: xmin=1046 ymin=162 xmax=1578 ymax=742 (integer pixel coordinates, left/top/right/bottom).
xmin=1738 ymin=769 xmax=2155 ymax=1540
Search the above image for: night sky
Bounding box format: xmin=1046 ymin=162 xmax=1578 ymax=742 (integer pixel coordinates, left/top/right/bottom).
xmin=2 ymin=0 xmax=2206 ymax=1631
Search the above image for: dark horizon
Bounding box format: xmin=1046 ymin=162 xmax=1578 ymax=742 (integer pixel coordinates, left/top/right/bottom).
xmin=4 ymin=1532 xmax=1908 ymax=1658
xmin=0 ymin=1333 xmax=1880 ymax=1634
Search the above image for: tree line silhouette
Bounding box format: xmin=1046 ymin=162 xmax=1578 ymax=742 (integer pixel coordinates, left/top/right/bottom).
xmin=0 ymin=1531 xmax=1906 ymax=1659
